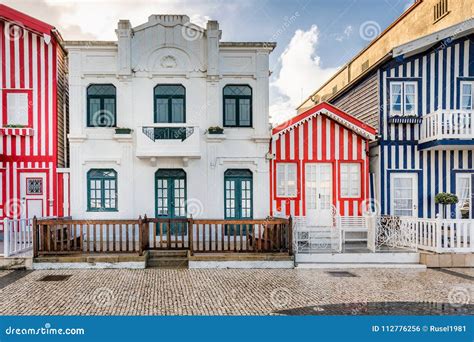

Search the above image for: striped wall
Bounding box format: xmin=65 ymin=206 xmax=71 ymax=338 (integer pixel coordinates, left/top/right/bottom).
xmin=270 ymin=113 xmax=370 ymax=218
xmin=378 ymin=34 xmax=474 ymax=218
xmin=0 ymin=18 xmax=68 ymax=220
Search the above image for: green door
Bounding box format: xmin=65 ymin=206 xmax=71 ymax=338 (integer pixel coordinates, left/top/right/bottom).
xmin=155 ymin=169 xmax=187 ymax=235
xmin=224 ymin=169 xmax=253 ymax=235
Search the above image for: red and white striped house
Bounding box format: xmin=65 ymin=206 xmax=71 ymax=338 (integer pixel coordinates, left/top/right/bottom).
xmin=270 ymin=102 xmax=376 ymax=226
xmin=0 ymin=5 xmax=69 ymax=221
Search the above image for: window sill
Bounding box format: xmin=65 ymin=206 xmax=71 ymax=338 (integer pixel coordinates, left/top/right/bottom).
xmin=87 ymin=209 xmax=119 ymax=213
xmin=205 ymin=133 xmax=226 ymax=142
xmin=0 ymin=127 xmax=34 ymax=136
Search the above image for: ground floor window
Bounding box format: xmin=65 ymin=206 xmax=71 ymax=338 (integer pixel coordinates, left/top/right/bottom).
xmin=276 ymin=163 xmax=297 ymax=197
xmin=456 ymin=173 xmax=473 ymax=219
xmin=340 ymin=163 xmax=361 ymax=198
xmin=87 ymin=169 xmax=117 ymax=211
xmin=155 ymin=169 xmax=186 ymax=218
xmin=224 ymin=169 xmax=253 ymax=219
xmin=224 ymin=169 xmax=253 ymax=235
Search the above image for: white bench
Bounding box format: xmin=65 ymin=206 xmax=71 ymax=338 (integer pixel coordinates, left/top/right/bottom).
xmin=340 ymin=216 xmax=368 ymax=243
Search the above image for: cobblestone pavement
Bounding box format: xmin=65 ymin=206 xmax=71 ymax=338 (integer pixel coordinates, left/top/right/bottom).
xmin=0 ymin=268 xmax=472 ymax=315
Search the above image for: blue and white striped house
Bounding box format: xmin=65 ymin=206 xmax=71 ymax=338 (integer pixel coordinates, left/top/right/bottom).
xmin=376 ymin=26 xmax=474 ymax=220
xmin=327 ymin=20 xmax=474 ymax=221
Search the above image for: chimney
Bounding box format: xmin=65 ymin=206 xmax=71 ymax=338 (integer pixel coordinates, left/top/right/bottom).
xmin=116 ymin=20 xmax=132 ymax=76
xmin=206 ymin=20 xmax=220 ymax=77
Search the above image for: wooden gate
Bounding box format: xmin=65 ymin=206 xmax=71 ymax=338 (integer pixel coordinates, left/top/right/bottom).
xmin=143 ymin=217 xmax=189 ymax=250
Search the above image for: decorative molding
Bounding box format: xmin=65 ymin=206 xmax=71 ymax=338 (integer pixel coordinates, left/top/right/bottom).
xmin=160 ymin=55 xmax=177 ymax=68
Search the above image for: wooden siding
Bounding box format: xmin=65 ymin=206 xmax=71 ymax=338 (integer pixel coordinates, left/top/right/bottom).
xmin=270 ymin=105 xmax=372 ymax=218
xmin=331 ymin=71 xmax=380 ymax=129
xmin=377 ymin=34 xmax=474 ymax=219
xmin=0 ymin=10 xmax=69 ymax=220
xmin=56 ymin=44 xmax=68 ymax=168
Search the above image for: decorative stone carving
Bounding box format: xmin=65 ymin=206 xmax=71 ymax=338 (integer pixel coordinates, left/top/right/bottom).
xmin=160 ymin=55 xmax=177 ymax=69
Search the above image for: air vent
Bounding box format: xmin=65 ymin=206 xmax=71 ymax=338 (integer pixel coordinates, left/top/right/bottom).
xmin=361 ymin=60 xmax=369 ymax=72
xmin=39 ymin=275 xmax=72 ymax=282
xmin=434 ymin=0 xmax=449 ymax=23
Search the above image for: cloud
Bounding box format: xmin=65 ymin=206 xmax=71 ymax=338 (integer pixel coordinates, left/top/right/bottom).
xmin=3 ymin=0 xmax=247 ymax=40
xmin=335 ymin=25 xmax=353 ymax=42
xmin=270 ymin=25 xmax=339 ymax=125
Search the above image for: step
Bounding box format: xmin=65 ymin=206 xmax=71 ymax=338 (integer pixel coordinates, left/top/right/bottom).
xmin=147 ymin=257 xmax=188 ymax=268
xmin=147 ymin=250 xmax=188 ymax=258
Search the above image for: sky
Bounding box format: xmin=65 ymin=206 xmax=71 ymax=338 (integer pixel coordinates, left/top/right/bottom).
xmin=4 ymin=0 xmax=414 ymax=123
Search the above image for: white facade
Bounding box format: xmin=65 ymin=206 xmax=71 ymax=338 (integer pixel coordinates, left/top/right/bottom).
xmin=67 ymin=15 xmax=275 ymax=219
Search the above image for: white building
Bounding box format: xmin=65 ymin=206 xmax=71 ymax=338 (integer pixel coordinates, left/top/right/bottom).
xmin=66 ymin=15 xmax=275 ymax=221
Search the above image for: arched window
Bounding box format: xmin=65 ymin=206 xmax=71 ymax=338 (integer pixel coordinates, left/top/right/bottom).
xmin=223 ymin=85 xmax=252 ymax=127
xmin=154 ymin=85 xmax=186 ymax=123
xmin=87 ymin=169 xmax=117 ymax=211
xmin=87 ymin=84 xmax=116 ymax=127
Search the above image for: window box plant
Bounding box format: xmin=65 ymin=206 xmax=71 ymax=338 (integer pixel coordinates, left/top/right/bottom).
xmin=115 ymin=127 xmax=132 ymax=134
xmin=207 ymin=126 xmax=224 ymax=135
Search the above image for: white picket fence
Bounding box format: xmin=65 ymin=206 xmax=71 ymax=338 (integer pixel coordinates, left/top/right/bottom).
xmin=402 ymin=217 xmax=473 ymax=253
xmin=2 ymin=218 xmax=34 ymax=257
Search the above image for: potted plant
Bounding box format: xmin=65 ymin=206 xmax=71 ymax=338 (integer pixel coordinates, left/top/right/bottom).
xmin=434 ymin=192 xmax=458 ymax=219
xmin=115 ymin=127 xmax=132 ymax=134
xmin=207 ymin=126 xmax=224 ymax=135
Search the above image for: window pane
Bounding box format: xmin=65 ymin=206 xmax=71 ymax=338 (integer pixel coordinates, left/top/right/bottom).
xmin=239 ymin=99 xmax=251 ymax=126
xmin=156 ymin=98 xmax=169 ymax=123
xmin=224 ymin=98 xmax=236 ymax=125
xmin=103 ymin=98 xmax=116 ymax=126
xmin=171 ymin=98 xmax=184 ymax=123
xmin=461 ymin=83 xmax=473 ymax=110
xmin=7 ymin=93 xmax=29 ymax=125
xmin=391 ymin=83 xmax=402 ymax=115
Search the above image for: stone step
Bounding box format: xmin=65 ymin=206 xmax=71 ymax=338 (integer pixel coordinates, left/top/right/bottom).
xmin=147 ymin=250 xmax=188 ymax=258
xmin=147 ymin=257 xmax=188 ymax=268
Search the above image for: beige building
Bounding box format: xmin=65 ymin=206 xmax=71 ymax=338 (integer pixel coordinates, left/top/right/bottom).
xmin=298 ymin=0 xmax=474 ymax=114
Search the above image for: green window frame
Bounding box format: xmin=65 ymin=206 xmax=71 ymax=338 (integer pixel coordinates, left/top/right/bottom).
xmin=87 ymin=169 xmax=118 ymax=211
xmin=87 ymin=84 xmax=116 ymax=127
xmin=155 ymin=169 xmax=187 ymax=218
xmin=154 ymin=85 xmax=186 ymax=123
xmin=224 ymin=169 xmax=253 ymax=219
xmin=223 ymin=85 xmax=252 ymax=127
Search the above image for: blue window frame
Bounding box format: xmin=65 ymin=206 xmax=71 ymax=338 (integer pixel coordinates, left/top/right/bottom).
xmin=87 ymin=84 xmax=116 ymax=127
xmin=154 ymin=85 xmax=186 ymax=123
xmin=224 ymin=169 xmax=253 ymax=235
xmin=223 ymin=85 xmax=252 ymax=127
xmin=87 ymin=169 xmax=118 ymax=211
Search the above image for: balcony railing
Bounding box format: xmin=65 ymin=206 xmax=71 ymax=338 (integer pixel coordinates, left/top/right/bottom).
xmin=419 ymin=110 xmax=474 ymax=144
xmin=136 ymin=123 xmax=201 ymax=158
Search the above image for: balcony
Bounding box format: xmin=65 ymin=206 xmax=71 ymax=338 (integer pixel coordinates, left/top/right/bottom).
xmin=135 ymin=123 xmax=201 ymax=159
xmin=419 ymin=110 xmax=474 ymax=149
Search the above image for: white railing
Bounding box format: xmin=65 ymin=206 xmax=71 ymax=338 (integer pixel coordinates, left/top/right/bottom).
xmin=2 ymin=218 xmax=34 ymax=257
xmin=420 ymin=110 xmax=474 ymax=143
xmin=401 ymin=217 xmax=473 ymax=253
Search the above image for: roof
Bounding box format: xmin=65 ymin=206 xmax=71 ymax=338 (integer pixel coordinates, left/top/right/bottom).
xmin=219 ymin=42 xmax=276 ymax=50
xmin=393 ymin=18 xmax=474 ymax=58
xmin=64 ymin=40 xmax=117 ymax=47
xmin=0 ymin=4 xmax=54 ymax=36
xmin=272 ymin=102 xmax=377 ymax=141
xmin=297 ymin=0 xmax=474 ymax=112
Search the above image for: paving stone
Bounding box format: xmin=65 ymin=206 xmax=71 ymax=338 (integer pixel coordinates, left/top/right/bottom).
xmin=0 ymin=268 xmax=472 ymax=315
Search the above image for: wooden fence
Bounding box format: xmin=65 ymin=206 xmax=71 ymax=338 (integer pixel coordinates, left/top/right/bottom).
xmin=33 ymin=216 xmax=292 ymax=257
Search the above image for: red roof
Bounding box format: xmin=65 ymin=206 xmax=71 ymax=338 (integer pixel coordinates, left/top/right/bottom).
xmin=272 ymin=102 xmax=377 ymax=138
xmin=0 ymin=4 xmax=54 ymax=36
